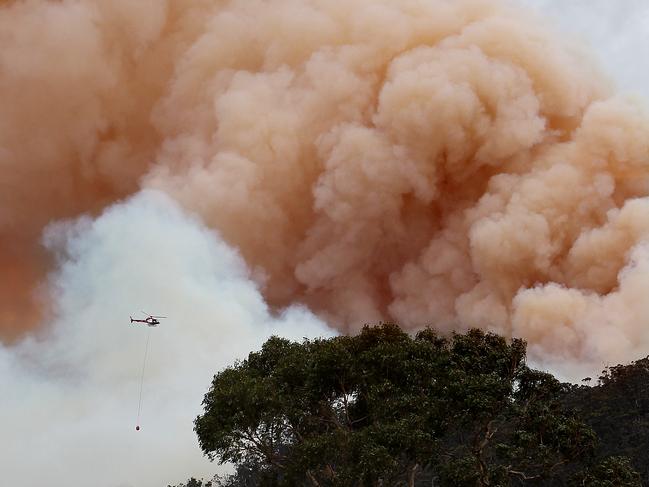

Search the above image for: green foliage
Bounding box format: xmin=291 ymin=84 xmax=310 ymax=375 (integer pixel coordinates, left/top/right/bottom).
xmin=562 ymin=357 xmax=649 ymax=483
xmin=194 ymin=323 xmax=601 ymax=486
xmin=168 ymin=477 xmax=213 ymax=487
xmin=569 ymin=456 xmax=641 ymax=486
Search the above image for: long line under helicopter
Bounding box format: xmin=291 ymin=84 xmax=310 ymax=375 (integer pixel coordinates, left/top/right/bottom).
xmin=131 ymin=312 xmax=166 ymax=431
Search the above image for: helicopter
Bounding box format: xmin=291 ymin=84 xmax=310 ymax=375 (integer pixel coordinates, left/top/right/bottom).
xmin=130 ymin=311 xmax=166 ymax=327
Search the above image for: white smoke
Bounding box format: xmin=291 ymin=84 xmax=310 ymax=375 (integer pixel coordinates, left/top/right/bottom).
xmin=0 ymin=191 xmax=332 ymax=487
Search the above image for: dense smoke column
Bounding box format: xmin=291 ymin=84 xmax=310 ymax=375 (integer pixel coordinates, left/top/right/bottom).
xmin=0 ymin=0 xmax=177 ymax=335
xmin=3 ymin=0 xmax=649 ymax=366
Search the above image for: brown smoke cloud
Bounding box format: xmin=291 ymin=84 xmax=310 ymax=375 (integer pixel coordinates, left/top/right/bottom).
xmin=3 ymin=0 xmax=649 ymax=364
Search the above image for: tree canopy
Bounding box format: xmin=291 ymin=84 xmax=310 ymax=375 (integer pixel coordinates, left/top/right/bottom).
xmin=191 ymin=323 xmax=638 ymax=486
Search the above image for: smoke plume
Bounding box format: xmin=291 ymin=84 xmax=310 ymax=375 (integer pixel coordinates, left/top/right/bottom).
xmin=0 ymin=191 xmax=332 ymax=486
xmin=4 ymin=0 xmax=649 ymax=369
xmin=4 ymin=0 xmax=649 ymax=485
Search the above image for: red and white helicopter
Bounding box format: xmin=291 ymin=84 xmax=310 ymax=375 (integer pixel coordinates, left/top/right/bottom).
xmin=130 ymin=311 xmax=166 ymax=327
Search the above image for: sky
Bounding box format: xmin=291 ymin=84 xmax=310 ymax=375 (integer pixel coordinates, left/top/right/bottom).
xmin=2 ymin=1 xmax=649 ymax=486
xmin=520 ymin=0 xmax=649 ymax=97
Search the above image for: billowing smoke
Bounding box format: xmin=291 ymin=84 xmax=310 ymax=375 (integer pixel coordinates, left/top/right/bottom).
xmin=1 ymin=191 xmax=332 ymax=486
xmin=4 ymin=0 xmax=649 ymax=368
xmin=4 ymin=0 xmax=649 ymax=483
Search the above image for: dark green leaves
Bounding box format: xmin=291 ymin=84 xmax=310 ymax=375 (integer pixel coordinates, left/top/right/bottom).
xmin=194 ymin=324 xmax=633 ymax=486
